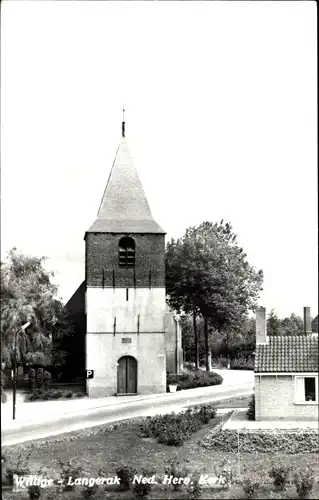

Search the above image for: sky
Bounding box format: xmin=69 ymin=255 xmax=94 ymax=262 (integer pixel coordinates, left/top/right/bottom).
xmin=1 ymin=1 xmax=317 ymax=318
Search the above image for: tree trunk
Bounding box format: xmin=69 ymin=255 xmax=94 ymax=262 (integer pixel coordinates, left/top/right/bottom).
xmin=193 ymin=309 xmax=199 ymax=370
xmin=204 ymin=316 xmax=209 ymax=371
xmin=226 ymin=331 xmax=230 ymax=369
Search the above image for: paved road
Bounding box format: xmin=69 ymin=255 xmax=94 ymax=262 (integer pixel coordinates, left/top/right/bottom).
xmin=2 ymin=380 xmax=253 ymax=446
xmin=2 ymin=369 xmax=253 ymax=423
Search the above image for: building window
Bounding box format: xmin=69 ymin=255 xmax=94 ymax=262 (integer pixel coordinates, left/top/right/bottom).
xmin=305 ymin=378 xmax=316 ymax=401
xmin=295 ymin=376 xmax=318 ymax=404
xmin=119 ymin=237 xmax=135 ymax=267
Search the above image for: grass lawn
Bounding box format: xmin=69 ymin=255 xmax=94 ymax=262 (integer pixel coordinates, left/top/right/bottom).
xmin=2 ymin=398 xmax=319 ymax=499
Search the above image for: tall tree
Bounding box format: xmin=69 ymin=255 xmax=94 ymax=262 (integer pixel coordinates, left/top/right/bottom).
xmin=166 ymin=221 xmax=263 ymax=371
xmin=1 ymin=248 xmax=73 ymax=369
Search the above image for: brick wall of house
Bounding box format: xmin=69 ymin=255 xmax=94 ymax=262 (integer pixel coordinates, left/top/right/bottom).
xmin=85 ymin=233 xmax=165 ymax=288
xmin=255 ymin=375 xmax=318 ymax=420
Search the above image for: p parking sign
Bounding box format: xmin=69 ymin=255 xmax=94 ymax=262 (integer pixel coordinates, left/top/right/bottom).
xmin=86 ymin=370 xmax=94 ymax=379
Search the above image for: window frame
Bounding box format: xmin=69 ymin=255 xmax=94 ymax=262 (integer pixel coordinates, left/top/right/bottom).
xmin=294 ymin=375 xmax=318 ymax=405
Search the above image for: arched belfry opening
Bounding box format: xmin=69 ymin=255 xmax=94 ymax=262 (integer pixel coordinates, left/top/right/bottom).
xmin=118 ymin=236 xmax=135 ymax=267
xmin=117 ymin=355 xmax=137 ymax=394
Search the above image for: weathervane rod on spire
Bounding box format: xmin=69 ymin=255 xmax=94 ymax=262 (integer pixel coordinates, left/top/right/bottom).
xmin=122 ymin=107 xmax=125 ymax=138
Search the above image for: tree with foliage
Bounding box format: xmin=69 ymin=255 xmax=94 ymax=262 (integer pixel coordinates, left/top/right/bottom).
xmin=280 ymin=313 xmax=304 ymax=335
xmin=267 ymin=309 xmax=282 ymax=336
xmin=267 ymin=310 xmax=304 ymax=336
xmin=181 ymin=313 xmax=256 ymax=365
xmin=1 ymin=248 xmax=73 ymax=370
xmin=166 ymin=221 xmax=264 ymax=371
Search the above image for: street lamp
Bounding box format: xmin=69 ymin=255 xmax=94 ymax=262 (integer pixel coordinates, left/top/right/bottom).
xmin=13 ymin=322 xmax=30 ymax=420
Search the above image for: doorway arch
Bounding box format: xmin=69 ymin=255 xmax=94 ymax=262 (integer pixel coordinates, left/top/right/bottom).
xmin=117 ymin=356 xmax=137 ymax=394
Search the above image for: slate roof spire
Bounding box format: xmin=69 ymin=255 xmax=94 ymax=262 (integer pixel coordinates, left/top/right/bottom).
xmin=86 ymin=114 xmax=165 ymax=234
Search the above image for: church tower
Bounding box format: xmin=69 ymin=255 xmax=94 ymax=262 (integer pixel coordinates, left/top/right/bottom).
xmin=84 ymin=116 xmax=167 ymax=397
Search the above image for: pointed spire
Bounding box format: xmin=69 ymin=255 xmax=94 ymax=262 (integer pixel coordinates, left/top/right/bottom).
xmin=86 ymin=124 xmax=165 ymax=234
xmin=122 ymin=107 xmax=125 ymax=138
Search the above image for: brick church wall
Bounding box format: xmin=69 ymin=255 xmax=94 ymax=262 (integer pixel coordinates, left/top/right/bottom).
xmin=85 ymin=232 xmax=165 ymax=288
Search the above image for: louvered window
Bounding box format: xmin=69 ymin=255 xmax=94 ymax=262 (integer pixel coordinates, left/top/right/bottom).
xmin=119 ymin=237 xmax=135 ymax=267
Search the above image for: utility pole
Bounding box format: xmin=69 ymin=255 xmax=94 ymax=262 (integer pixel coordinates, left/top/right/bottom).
xmin=13 ymin=322 xmax=30 ymax=420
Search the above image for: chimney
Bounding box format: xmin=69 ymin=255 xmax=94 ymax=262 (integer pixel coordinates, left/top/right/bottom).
xmin=303 ymin=306 xmax=312 ymax=334
xmin=256 ymin=307 xmax=267 ymax=345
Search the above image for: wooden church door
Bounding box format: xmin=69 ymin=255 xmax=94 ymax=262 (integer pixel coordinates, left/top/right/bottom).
xmin=117 ymin=356 xmax=137 ymax=394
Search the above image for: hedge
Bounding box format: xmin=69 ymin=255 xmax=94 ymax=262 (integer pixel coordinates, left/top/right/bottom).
xmin=246 ymin=394 xmax=255 ymax=421
xmin=212 ymin=356 xmax=254 ymax=370
xmin=167 ymin=370 xmax=223 ymax=390
xmin=200 ymin=429 xmax=319 ymax=454
xmin=24 ymin=389 xmax=86 ymax=401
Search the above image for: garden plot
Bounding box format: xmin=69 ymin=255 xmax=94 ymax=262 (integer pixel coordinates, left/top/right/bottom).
xmin=2 ymin=397 xmax=318 ymax=500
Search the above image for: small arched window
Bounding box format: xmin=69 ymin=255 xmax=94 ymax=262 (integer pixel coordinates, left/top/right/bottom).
xmin=118 ymin=237 xmax=135 ymax=267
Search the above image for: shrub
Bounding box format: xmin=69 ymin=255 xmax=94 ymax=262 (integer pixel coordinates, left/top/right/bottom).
xmin=25 ymin=390 xmax=44 ymax=401
xmin=52 ymin=390 xmax=63 ymax=399
xmin=28 ymin=485 xmax=41 ymax=499
xmin=196 ymin=404 xmax=217 ymax=424
xmin=294 ymin=469 xmax=314 ymax=499
xmin=75 ymin=391 xmax=86 ymax=398
xmin=157 ymin=420 xmax=190 ymax=446
xmin=59 ymin=459 xmax=83 ymax=491
xmin=187 ymin=472 xmax=202 ymax=499
xmin=153 ymin=411 xmax=196 ymax=445
xmin=141 ymin=404 xmax=217 ymax=446
xmin=247 ymin=395 xmax=255 ymax=421
xmin=182 ymin=408 xmax=203 ymax=432
xmin=167 ymin=372 xmax=180 ymax=385
xmin=164 ymin=458 xmax=189 ymax=491
xmin=269 ymin=465 xmax=290 ymax=491
xmin=116 ymin=464 xmax=136 ymax=491
xmin=140 ymin=418 xmax=154 ymax=438
xmin=183 ymin=362 xmax=196 ymax=372
xmin=25 ymin=389 xmax=74 ymax=401
xmin=43 ymin=371 xmax=51 ymax=391
xmin=242 ymin=478 xmax=260 ymax=499
xmin=25 ymin=392 xmax=36 ymax=401
xmin=81 ymin=484 xmax=99 ymax=498
xmin=28 ymin=369 xmax=36 ymax=392
xmin=132 ymin=469 xmax=153 ymax=499
xmin=36 ymin=368 xmax=44 ymax=390
xmin=230 ymin=356 xmax=254 ymax=370
xmin=167 ymin=370 xmax=223 ymax=390
xmin=5 ymin=452 xmax=32 ymax=485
